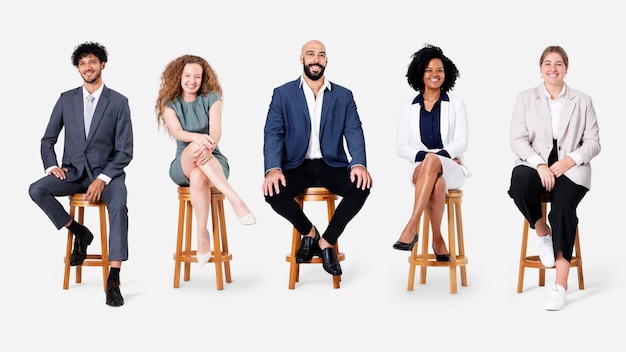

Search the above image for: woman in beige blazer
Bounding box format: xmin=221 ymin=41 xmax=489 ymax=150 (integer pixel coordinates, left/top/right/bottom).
xmin=508 ymin=45 xmax=601 ymax=311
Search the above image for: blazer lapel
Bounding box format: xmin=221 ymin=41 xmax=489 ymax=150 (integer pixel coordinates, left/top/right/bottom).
xmin=557 ymin=85 xmax=575 ymax=141
xmin=319 ymin=84 xmax=333 ymax=138
xmin=440 ymin=100 xmax=450 ymax=141
xmin=533 ymin=85 xmax=553 ymax=141
xmin=87 ymin=86 xmax=109 ymax=140
xmin=74 ymin=89 xmax=88 ymax=141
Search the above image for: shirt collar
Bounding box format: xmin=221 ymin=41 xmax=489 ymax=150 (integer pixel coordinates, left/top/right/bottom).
xmin=299 ymin=75 xmax=332 ymax=92
xmin=83 ymin=84 xmax=104 ymax=101
xmin=542 ymin=83 xmax=566 ymax=100
xmin=412 ymin=91 xmax=449 ymax=105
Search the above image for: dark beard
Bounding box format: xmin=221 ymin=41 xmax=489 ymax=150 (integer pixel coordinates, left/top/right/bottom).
xmin=303 ymin=64 xmax=325 ymax=81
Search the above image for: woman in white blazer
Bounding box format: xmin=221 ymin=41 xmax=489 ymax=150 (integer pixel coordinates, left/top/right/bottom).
xmin=508 ymin=45 xmax=601 ymax=311
xmin=393 ymin=45 xmax=471 ymax=262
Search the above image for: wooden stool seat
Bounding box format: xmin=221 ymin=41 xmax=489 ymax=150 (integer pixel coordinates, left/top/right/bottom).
xmin=63 ymin=193 xmax=109 ymax=291
xmin=286 ymin=187 xmax=344 ymax=289
xmin=173 ymin=186 xmax=232 ymax=290
xmin=407 ymin=189 xmax=468 ymax=293
xmin=517 ymin=192 xmax=584 ymax=293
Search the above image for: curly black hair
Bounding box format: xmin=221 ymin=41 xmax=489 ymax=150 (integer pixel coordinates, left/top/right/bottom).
xmin=71 ymin=41 xmax=108 ymax=66
xmin=406 ymin=44 xmax=459 ymax=93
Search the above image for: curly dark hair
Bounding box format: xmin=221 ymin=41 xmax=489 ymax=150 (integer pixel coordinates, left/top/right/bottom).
xmin=71 ymin=41 xmax=108 ymax=66
xmin=155 ymin=54 xmax=223 ymax=136
xmin=406 ymin=44 xmax=459 ymax=93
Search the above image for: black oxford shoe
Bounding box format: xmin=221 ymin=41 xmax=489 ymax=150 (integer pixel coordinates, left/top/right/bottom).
xmin=69 ymin=229 xmax=94 ymax=266
xmin=319 ymin=247 xmax=342 ymax=276
xmin=106 ymin=279 xmax=124 ymax=307
xmin=295 ymin=230 xmax=320 ymax=263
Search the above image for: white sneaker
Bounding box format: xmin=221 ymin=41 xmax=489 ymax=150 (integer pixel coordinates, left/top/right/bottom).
xmin=544 ymin=284 xmax=567 ymax=311
xmin=537 ymin=234 xmax=555 ymax=267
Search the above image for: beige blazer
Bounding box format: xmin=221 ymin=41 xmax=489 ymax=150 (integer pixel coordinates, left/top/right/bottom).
xmin=510 ymin=83 xmax=601 ymax=189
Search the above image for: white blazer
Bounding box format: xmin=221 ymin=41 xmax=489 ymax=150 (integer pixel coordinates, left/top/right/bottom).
xmin=396 ymin=93 xmax=471 ymax=177
xmin=510 ymin=83 xmax=601 ymax=190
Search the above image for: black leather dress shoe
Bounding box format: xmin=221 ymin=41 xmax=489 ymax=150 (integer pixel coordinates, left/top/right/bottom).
xmin=106 ymin=279 xmax=124 ymax=307
xmin=432 ymin=244 xmax=451 ymax=262
xmin=295 ymin=230 xmax=320 ymax=263
xmin=392 ymin=233 xmax=419 ymax=251
xmin=69 ymin=229 xmax=94 ymax=266
xmin=319 ymin=247 xmax=342 ymax=276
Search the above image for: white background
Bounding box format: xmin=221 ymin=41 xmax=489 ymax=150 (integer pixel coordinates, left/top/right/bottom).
xmin=2 ymin=0 xmax=623 ymax=350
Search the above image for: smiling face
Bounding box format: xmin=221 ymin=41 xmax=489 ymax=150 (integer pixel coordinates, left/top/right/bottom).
xmin=181 ymin=63 xmax=203 ymax=97
xmin=77 ymin=54 xmax=104 ymax=85
xmin=541 ymin=52 xmax=568 ymax=87
xmin=423 ymin=58 xmax=445 ymax=91
xmin=300 ymin=40 xmax=327 ymax=81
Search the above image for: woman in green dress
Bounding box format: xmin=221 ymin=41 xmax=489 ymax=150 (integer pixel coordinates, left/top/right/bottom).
xmin=156 ymin=55 xmax=256 ymax=267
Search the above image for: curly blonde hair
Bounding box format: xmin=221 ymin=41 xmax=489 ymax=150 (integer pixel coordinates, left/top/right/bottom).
xmin=155 ymin=54 xmax=223 ymax=136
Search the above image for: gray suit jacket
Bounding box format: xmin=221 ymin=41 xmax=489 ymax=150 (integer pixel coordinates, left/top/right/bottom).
xmin=40 ymin=85 xmax=133 ymax=182
xmin=509 ymin=83 xmax=600 ymax=189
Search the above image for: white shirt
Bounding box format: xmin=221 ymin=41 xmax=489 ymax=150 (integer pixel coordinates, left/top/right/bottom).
xmin=300 ymin=76 xmax=331 ymax=159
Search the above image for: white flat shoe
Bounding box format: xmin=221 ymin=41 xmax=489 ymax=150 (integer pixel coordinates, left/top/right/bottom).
xmin=239 ymin=212 xmax=256 ymax=225
xmin=196 ymin=251 xmax=211 ymax=268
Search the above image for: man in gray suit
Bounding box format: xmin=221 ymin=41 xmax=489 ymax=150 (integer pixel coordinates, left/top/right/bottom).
xmin=29 ymin=42 xmax=133 ymax=307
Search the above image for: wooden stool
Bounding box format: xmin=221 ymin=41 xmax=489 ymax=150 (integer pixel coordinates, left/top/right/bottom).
xmin=63 ymin=193 xmax=109 ymax=291
xmin=407 ymin=189 xmax=468 ymax=293
xmin=173 ymin=186 xmax=232 ymax=290
xmin=286 ymin=187 xmax=345 ymax=289
xmin=517 ymin=192 xmax=584 ymax=293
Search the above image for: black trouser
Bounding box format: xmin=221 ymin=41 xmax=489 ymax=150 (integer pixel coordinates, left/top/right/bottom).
xmin=508 ymin=164 xmax=587 ymax=262
xmin=265 ymin=159 xmax=370 ymax=245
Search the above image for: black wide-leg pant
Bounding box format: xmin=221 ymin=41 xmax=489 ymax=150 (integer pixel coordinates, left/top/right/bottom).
xmin=508 ymin=164 xmax=587 ymax=262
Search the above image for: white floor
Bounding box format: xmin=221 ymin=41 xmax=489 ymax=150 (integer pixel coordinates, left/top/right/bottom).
xmin=8 ymin=190 xmax=623 ymax=351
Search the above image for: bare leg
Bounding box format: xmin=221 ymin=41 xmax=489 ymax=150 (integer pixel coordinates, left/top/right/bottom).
xmin=197 ymin=157 xmax=253 ymax=220
xmin=188 ymin=168 xmax=212 ymax=256
xmin=397 ymin=155 xmax=443 ymax=243
xmin=180 ymin=145 xmax=255 ymax=225
xmin=554 ymin=251 xmax=569 ymax=290
xmin=428 ymin=177 xmax=448 ymax=255
xmin=534 ymin=219 xmax=551 ymax=236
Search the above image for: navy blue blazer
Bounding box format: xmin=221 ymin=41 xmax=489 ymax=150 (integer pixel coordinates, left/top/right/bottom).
xmin=263 ymin=78 xmax=367 ymax=173
xmin=40 ymin=85 xmax=133 ymax=182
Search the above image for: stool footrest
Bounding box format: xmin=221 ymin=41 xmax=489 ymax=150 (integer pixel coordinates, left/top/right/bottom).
xmin=410 ymin=255 xmax=468 ymax=267
xmin=286 ymin=253 xmax=345 ymax=264
xmin=173 ymin=252 xmax=233 ymax=263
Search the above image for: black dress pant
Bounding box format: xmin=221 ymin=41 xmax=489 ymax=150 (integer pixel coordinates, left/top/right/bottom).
xmin=265 ymin=159 xmax=370 ymax=245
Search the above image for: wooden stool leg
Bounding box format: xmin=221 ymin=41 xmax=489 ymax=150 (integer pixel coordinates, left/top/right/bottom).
xmin=173 ymin=198 xmax=185 ymax=288
xmin=455 ymin=200 xmax=467 ymax=287
xmin=217 ymin=198 xmax=232 ymax=284
xmin=183 ymin=199 xmax=193 ymax=282
xmin=75 ymin=207 xmax=85 ymax=284
xmin=288 ymin=198 xmax=304 ymax=289
xmin=63 ymin=204 xmax=77 ymax=290
xmin=326 ymin=197 xmax=341 ymax=288
xmin=575 ymin=230 xmax=585 ymax=289
xmin=447 ymin=200 xmax=458 ymax=294
xmin=517 ymin=219 xmax=529 ymax=293
xmin=211 ymin=197 xmax=224 ymax=290
xmin=99 ymin=204 xmax=109 ymax=291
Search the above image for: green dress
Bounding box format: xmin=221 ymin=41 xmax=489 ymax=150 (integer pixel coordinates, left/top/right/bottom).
xmin=168 ymin=92 xmax=229 ymax=186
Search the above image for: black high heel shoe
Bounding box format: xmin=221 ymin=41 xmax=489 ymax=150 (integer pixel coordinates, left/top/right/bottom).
xmin=432 ymin=244 xmax=451 ymax=262
xmin=393 ymin=234 xmax=419 ymax=251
